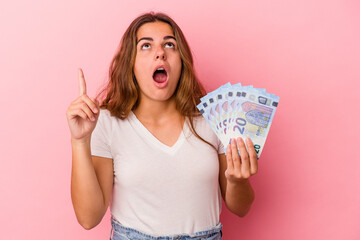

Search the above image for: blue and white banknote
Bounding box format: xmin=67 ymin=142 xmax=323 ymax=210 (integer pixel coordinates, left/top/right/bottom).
xmin=197 ymin=83 xmax=279 ymax=159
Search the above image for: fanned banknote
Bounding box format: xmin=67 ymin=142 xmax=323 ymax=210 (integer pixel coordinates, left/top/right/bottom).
xmin=197 ymin=83 xmax=279 ymax=159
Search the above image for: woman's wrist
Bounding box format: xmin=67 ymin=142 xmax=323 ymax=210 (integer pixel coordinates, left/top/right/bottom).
xmin=71 ymin=136 xmax=91 ymax=146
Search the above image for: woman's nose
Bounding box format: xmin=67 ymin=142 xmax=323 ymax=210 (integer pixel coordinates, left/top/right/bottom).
xmin=156 ymin=55 xmax=165 ymax=60
xmin=155 ymin=46 xmax=166 ymax=60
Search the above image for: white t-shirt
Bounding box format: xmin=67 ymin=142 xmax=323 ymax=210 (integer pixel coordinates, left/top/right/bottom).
xmin=91 ymin=109 xmax=225 ymax=236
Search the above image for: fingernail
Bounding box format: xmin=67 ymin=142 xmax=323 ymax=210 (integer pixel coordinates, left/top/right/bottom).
xmin=91 ymin=116 xmax=95 ymax=121
xmin=93 ymin=108 xmax=98 ymax=113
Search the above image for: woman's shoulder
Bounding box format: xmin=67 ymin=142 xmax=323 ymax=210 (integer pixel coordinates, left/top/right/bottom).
xmin=98 ymin=108 xmax=126 ymax=121
xmin=191 ymin=114 xmax=208 ymax=126
xmin=98 ymin=108 xmax=113 ymax=122
xmin=187 ymin=114 xmax=224 ymax=152
xmin=189 ymin=114 xmax=214 ymax=135
xmin=97 ymin=108 xmax=125 ymax=127
xmin=97 ymin=108 xmax=134 ymax=128
xmin=95 ymin=108 xmax=131 ymax=136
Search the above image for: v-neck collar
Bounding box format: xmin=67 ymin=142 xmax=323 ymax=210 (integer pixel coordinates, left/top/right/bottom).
xmin=128 ymin=111 xmax=188 ymax=155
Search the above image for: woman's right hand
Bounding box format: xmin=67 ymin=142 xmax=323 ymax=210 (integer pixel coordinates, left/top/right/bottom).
xmin=66 ymin=68 xmax=100 ymax=141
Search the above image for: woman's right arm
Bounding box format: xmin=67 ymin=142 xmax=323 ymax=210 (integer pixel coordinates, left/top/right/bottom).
xmin=66 ymin=69 xmax=113 ymax=230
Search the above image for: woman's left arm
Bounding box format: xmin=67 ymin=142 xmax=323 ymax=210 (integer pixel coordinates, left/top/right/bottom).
xmin=218 ymin=137 xmax=258 ymax=217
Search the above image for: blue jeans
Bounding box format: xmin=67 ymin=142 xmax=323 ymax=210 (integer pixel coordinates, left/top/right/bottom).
xmin=110 ymin=217 xmax=223 ymax=240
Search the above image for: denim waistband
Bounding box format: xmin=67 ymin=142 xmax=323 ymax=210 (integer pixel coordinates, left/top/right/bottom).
xmin=110 ymin=216 xmax=223 ymax=240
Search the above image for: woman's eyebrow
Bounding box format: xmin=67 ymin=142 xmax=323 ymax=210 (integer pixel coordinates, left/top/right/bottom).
xmin=137 ymin=36 xmax=176 ymax=44
xmin=163 ymin=36 xmax=176 ymax=41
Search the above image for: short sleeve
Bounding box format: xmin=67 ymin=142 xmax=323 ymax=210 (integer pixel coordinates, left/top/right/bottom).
xmin=90 ymin=109 xmax=113 ymax=159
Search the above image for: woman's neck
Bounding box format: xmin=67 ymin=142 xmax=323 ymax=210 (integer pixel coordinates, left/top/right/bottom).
xmin=132 ymin=96 xmax=181 ymax=124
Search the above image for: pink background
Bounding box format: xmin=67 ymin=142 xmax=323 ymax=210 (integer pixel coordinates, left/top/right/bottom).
xmin=1 ymin=0 xmax=359 ymax=239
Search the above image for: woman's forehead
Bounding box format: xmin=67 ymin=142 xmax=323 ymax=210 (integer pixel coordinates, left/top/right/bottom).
xmin=137 ymin=21 xmax=174 ymax=39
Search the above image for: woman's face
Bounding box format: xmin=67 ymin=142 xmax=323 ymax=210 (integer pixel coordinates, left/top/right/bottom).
xmin=133 ymin=21 xmax=182 ymax=103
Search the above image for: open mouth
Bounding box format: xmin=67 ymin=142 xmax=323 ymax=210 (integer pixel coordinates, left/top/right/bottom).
xmin=153 ymin=68 xmax=168 ymax=83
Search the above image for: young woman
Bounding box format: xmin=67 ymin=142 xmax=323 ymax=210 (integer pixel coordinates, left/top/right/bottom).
xmin=66 ymin=12 xmax=258 ymax=240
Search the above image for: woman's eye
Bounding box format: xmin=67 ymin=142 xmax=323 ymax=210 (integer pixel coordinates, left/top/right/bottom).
xmin=165 ymin=42 xmax=175 ymax=48
xmin=141 ymin=43 xmax=151 ymax=50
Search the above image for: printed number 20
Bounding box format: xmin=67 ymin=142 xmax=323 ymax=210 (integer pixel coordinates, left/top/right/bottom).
xmin=233 ymin=118 xmax=246 ymax=134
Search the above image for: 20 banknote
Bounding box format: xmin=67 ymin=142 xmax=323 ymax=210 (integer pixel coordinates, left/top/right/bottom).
xmin=197 ymin=83 xmax=280 ymax=159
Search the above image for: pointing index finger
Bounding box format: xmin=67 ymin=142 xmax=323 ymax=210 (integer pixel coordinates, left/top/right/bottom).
xmin=78 ymin=68 xmax=87 ymax=96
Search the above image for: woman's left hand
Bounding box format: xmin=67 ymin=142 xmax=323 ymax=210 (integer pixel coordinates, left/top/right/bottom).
xmin=225 ymin=137 xmax=258 ymax=183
